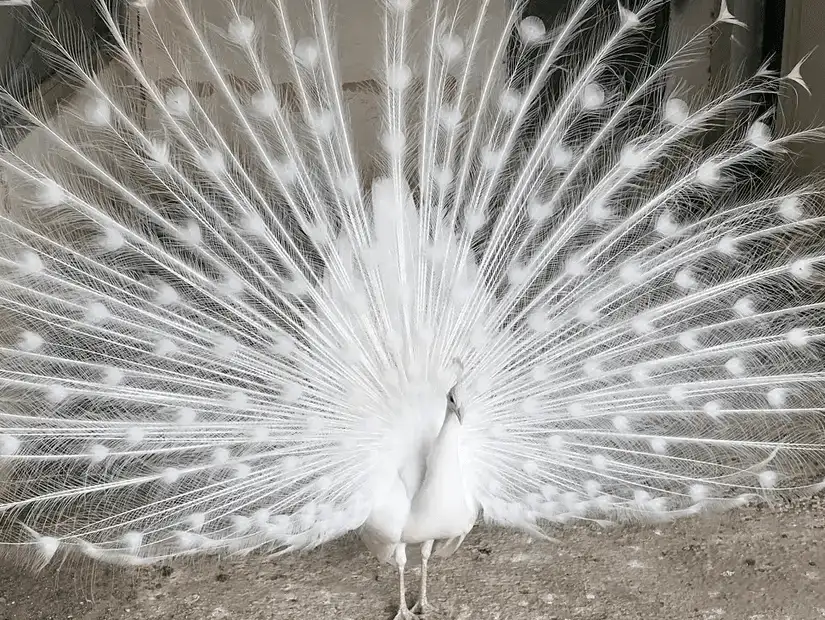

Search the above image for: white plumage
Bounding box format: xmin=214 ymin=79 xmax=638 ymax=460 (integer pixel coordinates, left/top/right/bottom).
xmin=361 ymin=381 xmax=476 ymax=616
xmin=0 ymin=0 xmax=824 ymax=617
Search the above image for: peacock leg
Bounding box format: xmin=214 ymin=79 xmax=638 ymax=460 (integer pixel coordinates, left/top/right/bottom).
xmin=411 ymin=539 xmax=438 ymax=616
xmin=393 ymin=544 xmax=416 ymax=620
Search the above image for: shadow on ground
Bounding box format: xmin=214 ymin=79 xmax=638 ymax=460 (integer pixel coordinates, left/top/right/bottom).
xmin=1 ymin=499 xmax=824 ymax=619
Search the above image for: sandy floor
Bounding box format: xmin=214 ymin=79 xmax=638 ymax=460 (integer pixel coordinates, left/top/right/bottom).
xmin=1 ymin=499 xmax=824 ymax=620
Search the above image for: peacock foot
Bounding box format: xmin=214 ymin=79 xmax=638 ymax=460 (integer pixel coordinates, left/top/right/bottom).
xmin=411 ymin=599 xmax=439 ymax=617
xmin=393 ymin=606 xmax=418 ymax=620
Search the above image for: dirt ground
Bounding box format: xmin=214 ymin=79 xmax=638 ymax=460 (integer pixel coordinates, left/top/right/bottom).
xmin=1 ymin=498 xmax=824 ymax=620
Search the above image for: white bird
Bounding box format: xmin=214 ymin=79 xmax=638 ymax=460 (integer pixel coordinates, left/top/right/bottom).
xmin=361 ymin=368 xmax=477 ymax=617
xmin=0 ymin=0 xmax=824 ymax=617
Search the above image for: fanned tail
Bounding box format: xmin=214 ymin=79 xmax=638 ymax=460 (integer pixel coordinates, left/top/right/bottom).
xmin=451 ymin=1 xmax=825 ymax=527
xmin=0 ymin=0 xmax=823 ymax=567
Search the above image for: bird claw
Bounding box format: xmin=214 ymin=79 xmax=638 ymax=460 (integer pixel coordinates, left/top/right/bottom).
xmin=393 ymin=608 xmax=418 ymax=620
xmin=411 ymin=600 xmax=439 ymax=617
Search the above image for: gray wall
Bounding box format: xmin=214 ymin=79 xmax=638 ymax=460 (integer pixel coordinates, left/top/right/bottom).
xmin=782 ymin=0 xmax=825 ymax=175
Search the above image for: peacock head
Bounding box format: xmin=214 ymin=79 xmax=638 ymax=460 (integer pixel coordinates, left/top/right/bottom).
xmin=446 ymin=357 xmax=465 ymax=424
xmin=446 ymin=386 xmax=463 ymax=424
